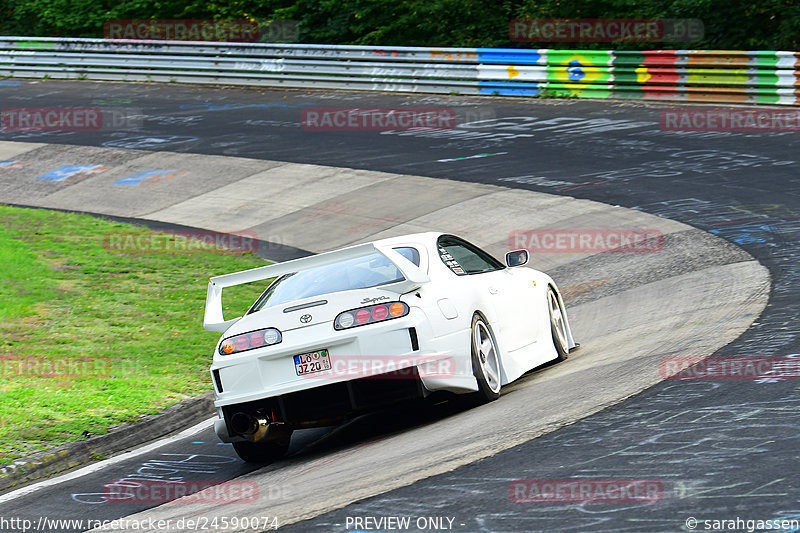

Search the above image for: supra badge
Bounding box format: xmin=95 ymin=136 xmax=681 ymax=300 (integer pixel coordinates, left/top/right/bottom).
xmin=300 ymin=314 xmax=312 ymax=323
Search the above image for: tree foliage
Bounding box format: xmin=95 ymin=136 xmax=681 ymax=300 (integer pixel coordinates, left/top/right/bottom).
xmin=0 ymin=0 xmax=798 ymax=50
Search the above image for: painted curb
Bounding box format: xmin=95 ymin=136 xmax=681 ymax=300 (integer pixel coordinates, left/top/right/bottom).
xmin=0 ymin=392 xmax=213 ymax=494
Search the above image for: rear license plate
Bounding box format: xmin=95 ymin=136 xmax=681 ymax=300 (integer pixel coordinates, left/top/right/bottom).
xmin=294 ymin=349 xmax=332 ymax=376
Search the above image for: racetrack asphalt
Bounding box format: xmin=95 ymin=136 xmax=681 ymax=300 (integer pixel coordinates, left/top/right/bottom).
xmin=0 ymin=80 xmax=798 ymax=532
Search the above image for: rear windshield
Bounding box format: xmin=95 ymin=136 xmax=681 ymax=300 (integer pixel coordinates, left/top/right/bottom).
xmin=248 ymin=251 xmax=405 ymax=312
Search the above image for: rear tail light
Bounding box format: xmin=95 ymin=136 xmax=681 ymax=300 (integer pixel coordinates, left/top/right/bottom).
xmin=371 ymin=305 xmax=388 ymax=321
xmin=355 ymin=308 xmax=371 ymax=324
xmin=219 ymin=327 xmax=282 ymax=356
xmin=334 ymin=301 xmax=409 ymax=330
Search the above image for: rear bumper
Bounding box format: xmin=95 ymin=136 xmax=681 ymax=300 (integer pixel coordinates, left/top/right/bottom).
xmin=210 ymin=309 xmax=477 ymax=433
xmin=217 ymin=367 xmax=429 ymax=440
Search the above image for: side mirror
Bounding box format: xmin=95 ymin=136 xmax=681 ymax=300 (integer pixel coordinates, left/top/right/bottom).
xmin=506 ymin=249 xmax=529 ymax=267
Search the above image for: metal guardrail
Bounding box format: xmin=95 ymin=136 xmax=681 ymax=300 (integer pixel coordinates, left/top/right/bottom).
xmin=1 ymin=37 xmax=798 ymax=105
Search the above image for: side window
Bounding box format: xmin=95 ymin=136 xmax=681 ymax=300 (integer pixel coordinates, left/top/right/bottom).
xmin=393 ymin=246 xmax=420 ymax=266
xmin=437 ymin=235 xmax=504 ymax=275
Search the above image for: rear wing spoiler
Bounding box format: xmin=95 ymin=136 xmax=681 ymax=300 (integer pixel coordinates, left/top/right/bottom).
xmin=203 ymin=242 xmax=430 ymax=332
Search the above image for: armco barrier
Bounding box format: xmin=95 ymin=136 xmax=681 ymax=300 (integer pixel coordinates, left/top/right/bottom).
xmin=1 ymin=37 xmax=798 ymax=105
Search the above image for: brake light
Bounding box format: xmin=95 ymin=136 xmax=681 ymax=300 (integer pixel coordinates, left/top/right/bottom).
xmin=234 ymin=336 xmax=250 ymax=351
xmin=218 ymin=327 xmax=282 ymax=356
xmin=334 ymin=302 xmax=410 ymax=330
xmin=372 ymin=305 xmax=388 ymax=321
xmin=355 ymin=308 xmax=371 ymax=324
xmin=249 ymin=330 xmax=265 ymax=348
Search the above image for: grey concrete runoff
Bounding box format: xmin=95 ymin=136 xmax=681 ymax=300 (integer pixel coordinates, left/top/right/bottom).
xmin=0 ymin=141 xmax=769 ymax=531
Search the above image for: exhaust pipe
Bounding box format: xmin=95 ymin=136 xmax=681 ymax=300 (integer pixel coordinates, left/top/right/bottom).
xmin=230 ymin=412 xmax=270 ymax=443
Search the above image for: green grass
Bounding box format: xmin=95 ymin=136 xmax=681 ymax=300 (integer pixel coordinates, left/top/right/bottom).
xmin=0 ymin=205 xmax=268 ymax=464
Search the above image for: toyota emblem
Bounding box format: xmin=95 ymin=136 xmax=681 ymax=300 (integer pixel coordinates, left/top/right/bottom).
xmin=300 ymin=314 xmax=312 ymax=323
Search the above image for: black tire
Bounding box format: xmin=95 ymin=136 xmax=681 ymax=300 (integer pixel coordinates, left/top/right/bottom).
xmin=548 ymin=288 xmax=569 ymax=362
xmin=469 ymin=313 xmax=502 ymax=404
xmin=232 ymin=432 xmax=292 ymax=463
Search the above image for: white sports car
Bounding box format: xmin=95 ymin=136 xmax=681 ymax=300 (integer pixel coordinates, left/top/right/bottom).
xmin=204 ymin=232 xmax=577 ymax=462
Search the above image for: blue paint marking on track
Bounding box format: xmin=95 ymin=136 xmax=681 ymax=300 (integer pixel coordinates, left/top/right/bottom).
xmin=709 ymin=223 xmax=777 ymax=244
xmin=37 ymin=165 xmax=107 ymax=182
xmin=113 ymin=169 xmax=173 ymax=185
xmin=0 ymin=80 xmax=22 ymax=86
